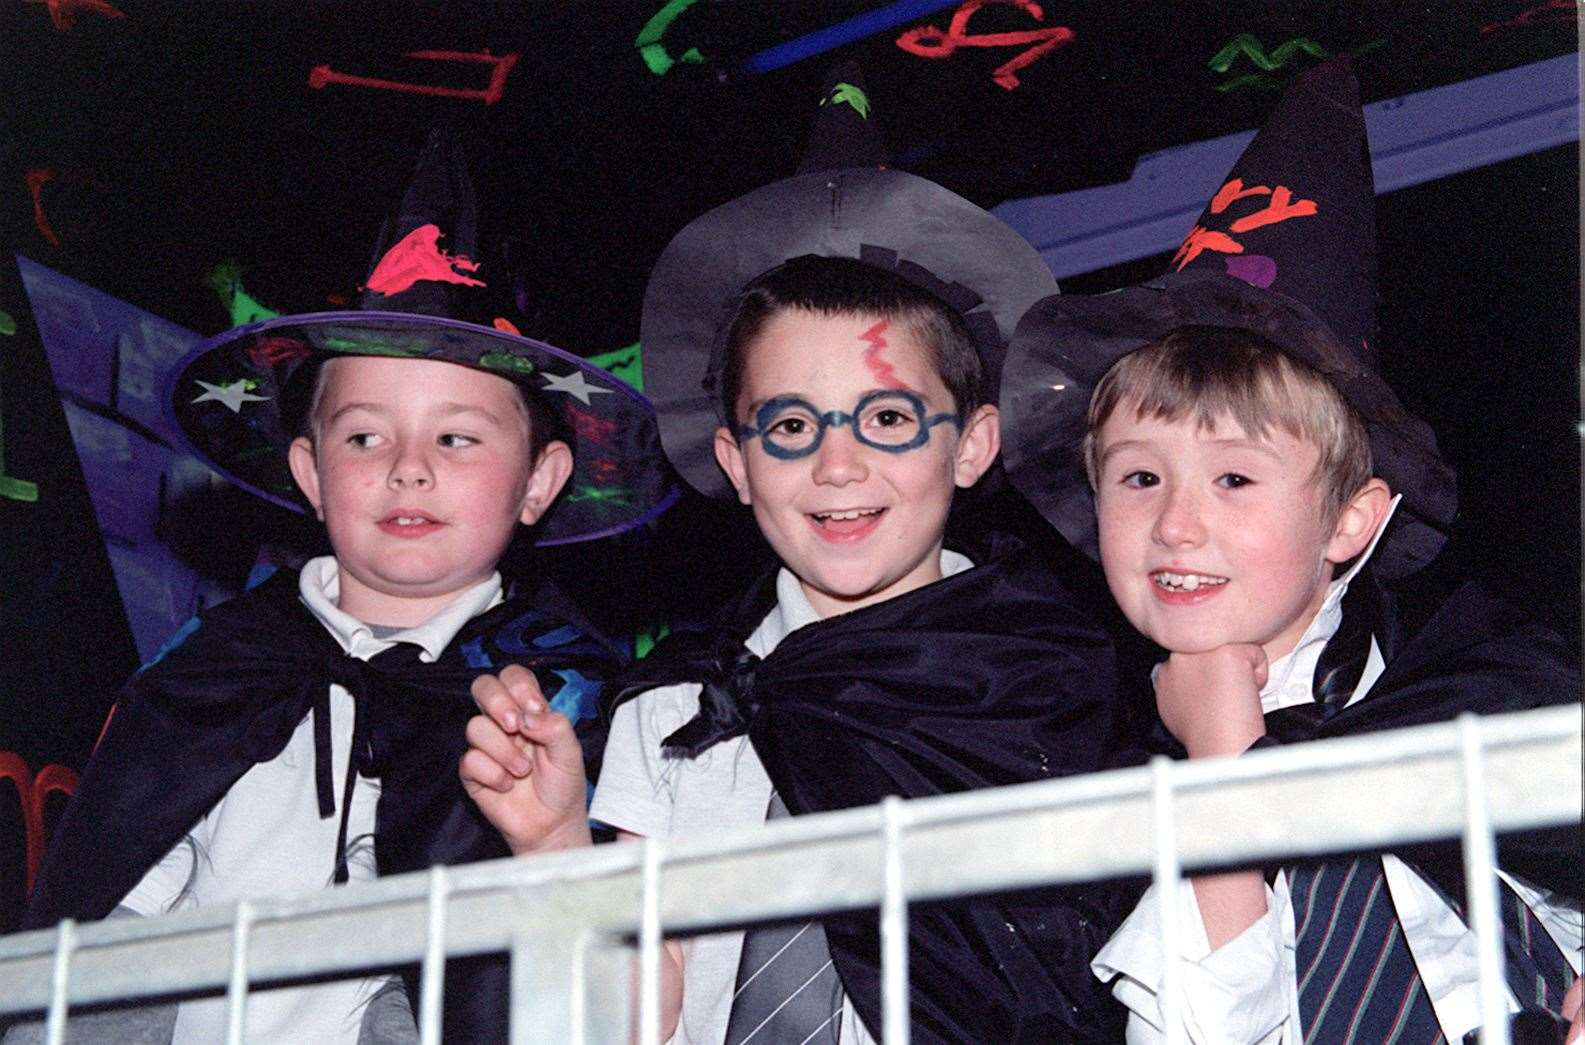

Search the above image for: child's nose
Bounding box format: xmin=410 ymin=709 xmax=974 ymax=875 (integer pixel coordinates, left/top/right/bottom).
xmin=810 ymin=426 xmax=869 ymax=486
xmin=1151 ymin=486 xmax=1206 ymax=547
xmin=387 ymin=445 xmax=435 ymax=490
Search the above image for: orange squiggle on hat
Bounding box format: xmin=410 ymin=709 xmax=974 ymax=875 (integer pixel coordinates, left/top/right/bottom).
xmin=364 ymin=223 xmax=486 ymax=295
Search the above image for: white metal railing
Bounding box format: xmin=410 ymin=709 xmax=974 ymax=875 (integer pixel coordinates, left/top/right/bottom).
xmin=0 ymin=705 xmax=1577 ymax=1043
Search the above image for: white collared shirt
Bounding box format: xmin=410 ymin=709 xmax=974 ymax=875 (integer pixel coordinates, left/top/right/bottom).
xmin=1091 ymin=502 xmax=1581 ymax=1042
xmin=592 ymin=551 xmax=976 ymax=1045
xmin=121 ymin=557 xmax=502 ymax=1044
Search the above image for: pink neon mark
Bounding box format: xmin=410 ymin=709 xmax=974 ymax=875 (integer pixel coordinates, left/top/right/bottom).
xmin=364 ymin=224 xmax=486 ymax=296
xmin=25 ymin=168 xmax=61 ymax=247
xmin=896 ymin=0 xmax=1075 ymax=91
xmin=307 ymin=49 xmax=520 ymax=105
xmin=0 ymin=751 xmax=79 ymax=892
xmin=858 ymin=319 xmax=907 ymax=389
xmin=26 ymin=0 xmax=126 ymax=33
xmin=1481 ymin=0 xmax=1578 ymax=33
xmin=568 ymin=404 xmax=622 ymax=450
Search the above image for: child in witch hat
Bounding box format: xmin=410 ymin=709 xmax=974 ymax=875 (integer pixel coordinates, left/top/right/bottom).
xmin=14 ymin=130 xmax=676 ymax=1044
xmin=460 ymin=63 xmax=1138 ymax=1043
xmin=1000 ymin=57 xmax=1581 ymax=1043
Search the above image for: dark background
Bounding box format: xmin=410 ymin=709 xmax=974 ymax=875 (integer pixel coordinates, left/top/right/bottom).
xmin=0 ymin=1 xmax=1577 ymax=932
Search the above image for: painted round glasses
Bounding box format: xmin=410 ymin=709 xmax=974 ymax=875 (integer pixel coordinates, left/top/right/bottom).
xmin=734 ymin=390 xmax=962 ymax=460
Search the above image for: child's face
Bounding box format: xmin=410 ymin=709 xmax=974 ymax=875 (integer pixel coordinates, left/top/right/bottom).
xmin=1092 ymin=405 xmax=1379 ymax=663
xmin=713 ymin=309 xmax=997 ymax=619
xmin=288 ymin=356 xmax=571 ymax=626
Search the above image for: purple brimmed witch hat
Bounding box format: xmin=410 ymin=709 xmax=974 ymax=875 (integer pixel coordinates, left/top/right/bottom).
xmin=642 ymin=61 xmax=1058 ymax=498
xmin=166 ymin=129 xmax=678 ymax=546
xmin=1000 ymin=57 xmax=1456 ymax=580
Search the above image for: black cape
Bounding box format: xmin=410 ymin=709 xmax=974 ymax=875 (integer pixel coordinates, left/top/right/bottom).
xmin=1125 ymin=578 xmax=1583 ymax=907
xmin=1263 ymin=579 xmax=1583 ymax=906
xmin=609 ymin=537 xmax=1136 ymax=1043
xmin=23 ymin=567 xmax=623 ymax=1043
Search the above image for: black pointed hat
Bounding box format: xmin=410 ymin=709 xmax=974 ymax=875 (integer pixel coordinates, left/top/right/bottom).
xmin=642 ymin=62 xmax=1058 ymax=498
xmin=1000 ymin=58 xmax=1456 ymax=580
xmin=167 ymin=130 xmax=678 ymax=545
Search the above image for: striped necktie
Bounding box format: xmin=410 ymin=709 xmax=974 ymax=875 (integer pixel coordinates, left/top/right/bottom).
xmin=1289 ymin=856 xmax=1444 ymax=1043
xmin=723 ymin=792 xmax=845 ymax=1045
xmin=1289 ymin=857 xmax=1578 ymax=1043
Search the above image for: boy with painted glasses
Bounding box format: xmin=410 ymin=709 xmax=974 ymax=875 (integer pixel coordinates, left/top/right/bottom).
xmin=462 ymin=66 xmax=1134 ymax=1042
xmin=16 ymin=132 xmax=676 ymax=1043
xmin=1001 ymin=59 xmax=1581 ymax=1043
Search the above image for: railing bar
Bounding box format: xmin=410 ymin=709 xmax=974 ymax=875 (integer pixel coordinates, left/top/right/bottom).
xmin=419 ymin=865 xmax=448 ymax=1045
xmin=43 ymin=918 xmax=74 ymax=1045
xmin=1459 ymin=715 xmax=1512 ymax=1045
xmin=224 ymin=901 xmax=253 ymax=1045
xmin=880 ymin=796 xmax=911 ymax=1045
xmin=638 ymin=838 xmax=663 ymax=1045
xmin=0 ymin=710 xmax=1573 ymax=1021
xmin=570 ymin=930 xmax=590 ymax=1045
xmin=1151 ymin=757 xmax=1186 ymax=1045
xmin=0 ymin=710 xmax=1570 ymax=971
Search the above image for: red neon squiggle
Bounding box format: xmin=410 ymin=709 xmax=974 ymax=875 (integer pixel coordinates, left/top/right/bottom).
xmin=364 ymin=224 xmax=486 ymax=296
xmin=1481 ymin=0 xmax=1578 ymax=34
xmin=26 ymin=168 xmax=61 ymax=247
xmin=896 ymin=0 xmax=1075 ymax=91
xmin=858 ymin=319 xmax=907 ymax=389
xmin=0 ymin=752 xmax=80 ymax=892
xmin=308 ymin=50 xmax=520 ymax=106
xmin=25 ymin=0 xmax=126 ymax=33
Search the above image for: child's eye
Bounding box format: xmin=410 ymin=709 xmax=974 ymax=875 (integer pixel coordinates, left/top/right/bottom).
xmin=1216 ymin=473 xmax=1253 ymax=489
xmin=1120 ymin=470 xmax=1159 ymax=488
xmin=869 ymin=408 xmax=916 ymax=428
xmin=347 ymin=432 xmax=382 ymax=449
xmin=438 ymin=433 xmax=479 ymax=449
xmin=767 ymin=417 xmax=811 ymax=436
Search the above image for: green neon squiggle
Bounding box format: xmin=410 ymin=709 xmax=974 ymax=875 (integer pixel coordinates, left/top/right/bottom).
xmin=635 ymin=0 xmax=706 ymax=76
xmin=0 ymin=310 xmax=15 ymax=337
xmin=205 ymin=260 xmax=281 ymax=329
xmin=822 ymin=82 xmax=871 ymax=119
xmin=587 ymin=341 xmax=643 ymax=392
xmin=1208 ymin=33 xmax=1329 ymax=74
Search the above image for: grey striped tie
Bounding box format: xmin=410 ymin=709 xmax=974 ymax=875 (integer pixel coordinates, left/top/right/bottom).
xmin=723 ymin=792 xmax=845 ymax=1044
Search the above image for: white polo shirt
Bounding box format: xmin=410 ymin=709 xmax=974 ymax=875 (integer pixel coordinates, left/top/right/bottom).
xmin=120 ymin=557 xmax=502 ymax=1044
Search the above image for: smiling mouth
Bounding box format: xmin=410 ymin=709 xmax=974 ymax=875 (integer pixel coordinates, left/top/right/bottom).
xmin=1151 ymin=570 xmax=1228 ymax=593
xmin=812 ymin=508 xmax=884 ymax=525
xmin=809 ymin=507 xmax=886 ymax=539
xmin=378 ymin=513 xmax=444 ymax=536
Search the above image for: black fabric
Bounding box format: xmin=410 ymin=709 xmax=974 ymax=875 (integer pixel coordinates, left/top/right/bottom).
xmin=608 ymin=536 xmax=1135 ymax=1043
xmin=1241 ymin=580 xmax=1583 ymax=906
xmin=22 ymin=567 xmax=624 ymax=1044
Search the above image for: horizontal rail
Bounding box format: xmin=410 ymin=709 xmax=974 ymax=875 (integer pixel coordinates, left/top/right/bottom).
xmin=0 ymin=704 xmax=1576 ymax=1018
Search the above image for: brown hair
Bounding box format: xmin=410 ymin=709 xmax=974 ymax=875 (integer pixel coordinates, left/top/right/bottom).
xmin=302 ymin=356 xmax=562 ymax=462
xmin=717 ymin=255 xmax=982 ymax=424
xmin=1084 ymin=325 xmax=1372 ymax=522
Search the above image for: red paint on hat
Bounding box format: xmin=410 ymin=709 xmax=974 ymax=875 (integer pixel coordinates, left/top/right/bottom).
xmin=364 ymin=223 xmax=486 ymax=296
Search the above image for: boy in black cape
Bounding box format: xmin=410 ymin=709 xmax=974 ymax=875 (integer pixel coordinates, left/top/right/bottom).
xmin=461 ymin=65 xmax=1136 ymax=1043
xmin=1000 ymin=58 xmax=1581 ymax=1042
xmin=13 ymin=131 xmax=676 ymax=1043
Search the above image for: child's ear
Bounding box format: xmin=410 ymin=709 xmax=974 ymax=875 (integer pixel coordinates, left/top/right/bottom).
xmin=519 ymin=440 xmax=574 ymax=525
xmin=951 ymin=404 xmax=1001 ymax=489
xmin=287 ymin=436 xmax=326 ymax=521
xmin=1326 ymin=477 xmax=1393 ymax=565
xmin=713 ymin=426 xmax=753 ymax=505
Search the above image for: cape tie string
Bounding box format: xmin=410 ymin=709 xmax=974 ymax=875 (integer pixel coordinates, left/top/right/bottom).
xmin=661 ymin=644 xmax=762 ymax=757
xmin=319 ymin=643 xmax=425 ymax=885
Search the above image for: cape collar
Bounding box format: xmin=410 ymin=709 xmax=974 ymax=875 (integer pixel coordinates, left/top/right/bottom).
xmin=296 ymin=555 xmax=503 ymax=663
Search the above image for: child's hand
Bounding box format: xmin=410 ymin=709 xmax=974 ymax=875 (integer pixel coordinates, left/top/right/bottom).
xmin=459 ymin=665 xmax=592 ymax=855
xmin=1154 ymin=644 xmax=1268 ymax=759
xmin=1563 ymin=975 xmax=1581 ymax=1043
